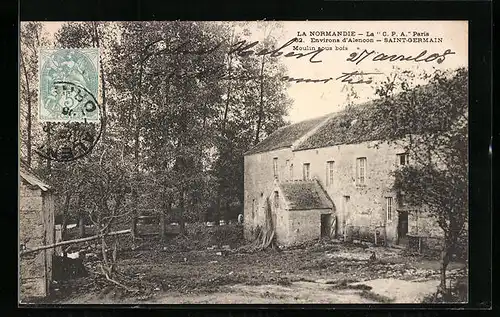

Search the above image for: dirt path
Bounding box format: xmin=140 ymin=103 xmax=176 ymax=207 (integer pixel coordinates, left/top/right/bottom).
xmin=48 ymin=238 xmax=466 ymax=305
xmin=57 ymin=278 xmax=441 ymax=304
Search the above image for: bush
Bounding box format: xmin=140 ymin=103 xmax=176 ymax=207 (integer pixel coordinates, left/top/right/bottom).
xmin=422 ymin=276 xmax=468 ymax=303
xmin=213 ymin=224 xmax=244 ymax=247
xmin=164 ymin=222 xmax=244 ymax=251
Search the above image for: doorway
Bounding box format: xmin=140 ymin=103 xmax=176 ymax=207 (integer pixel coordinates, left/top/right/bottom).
xmin=397 ymin=210 xmax=409 ymax=245
xmin=321 ymin=214 xmax=332 ymax=239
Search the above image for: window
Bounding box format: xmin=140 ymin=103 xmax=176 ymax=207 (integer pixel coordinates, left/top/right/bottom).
xmin=274 ymin=191 xmax=279 ymax=208
xmin=273 ymin=158 xmax=278 ymax=179
xmin=289 ymin=163 xmax=294 ymax=179
xmin=285 ymin=160 xmax=290 ymax=180
xmin=303 ymin=163 xmax=310 ymax=180
xmin=326 ymin=161 xmax=335 ymax=186
xmin=343 ymin=196 xmax=350 ymax=214
xmin=356 ymin=157 xmax=367 ymax=185
xmin=397 ymin=153 xmax=409 ymax=166
xmin=386 ymin=197 xmax=393 ymax=221
xmin=342 ymin=196 xmax=350 ymax=234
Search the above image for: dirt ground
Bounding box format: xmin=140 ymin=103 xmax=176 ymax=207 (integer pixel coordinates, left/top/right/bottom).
xmin=46 ymin=229 xmax=467 ymax=304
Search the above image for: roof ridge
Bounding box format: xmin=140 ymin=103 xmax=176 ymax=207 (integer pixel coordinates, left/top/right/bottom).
xmin=291 ymin=112 xmax=337 ymax=151
xmin=312 ymin=178 xmax=335 ymax=209
xmin=244 ymin=113 xmax=335 ymax=156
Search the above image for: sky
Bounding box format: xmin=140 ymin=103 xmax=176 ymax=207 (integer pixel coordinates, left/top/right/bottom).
xmin=39 ymin=21 xmax=468 ymax=123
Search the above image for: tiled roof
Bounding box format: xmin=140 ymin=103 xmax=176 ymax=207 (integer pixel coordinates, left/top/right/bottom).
xmin=279 ymin=180 xmax=333 ymax=210
xmin=294 ymin=83 xmax=453 ymax=151
xmin=294 ymin=101 xmax=387 ymax=151
xmin=246 ymin=79 xmax=461 ymax=153
xmin=244 ymin=113 xmax=333 ymax=155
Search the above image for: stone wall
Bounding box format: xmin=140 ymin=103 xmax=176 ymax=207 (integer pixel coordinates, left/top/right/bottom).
xmin=287 ymin=209 xmax=332 ymax=246
xmin=408 ymin=210 xmax=443 ymax=238
xmin=243 ymin=148 xmax=293 ymax=240
xmin=19 ymin=181 xmax=55 ymax=301
xmin=407 ymin=210 xmax=445 ymax=252
xmin=291 ymin=141 xmax=406 ymax=244
xmin=243 ymin=139 xmax=443 ymax=246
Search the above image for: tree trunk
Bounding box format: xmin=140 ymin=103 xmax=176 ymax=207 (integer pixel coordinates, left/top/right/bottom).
xmin=131 ymin=59 xmax=145 ymax=240
xmin=93 ymin=22 xmax=107 ymax=143
xmin=101 ymin=235 xmax=112 ymax=278
xmin=161 ymin=197 xmax=172 ymax=242
xmin=78 ymin=213 xmax=86 ymax=238
xmin=20 ymin=53 xmax=32 ymax=167
xmin=214 ymin=196 xmax=221 ymax=226
xmin=225 ymin=200 xmax=230 ymax=223
xmin=440 ymin=240 xmax=451 ymax=296
xmin=46 ymin=122 xmax=52 ymax=172
xmin=179 ymin=188 xmax=186 ymax=235
xmin=254 ymin=56 xmax=266 ymax=145
xmin=222 ymin=53 xmax=233 ymax=134
xmin=131 ymin=190 xmax=138 ymax=239
xmin=160 ymin=206 xmax=167 ymax=243
xmin=76 ymin=195 xmax=85 ymax=238
xmin=61 ymin=193 xmax=71 ymax=240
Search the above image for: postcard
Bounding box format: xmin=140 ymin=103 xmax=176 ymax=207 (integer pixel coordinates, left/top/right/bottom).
xmin=19 ymin=20 xmax=468 ymax=304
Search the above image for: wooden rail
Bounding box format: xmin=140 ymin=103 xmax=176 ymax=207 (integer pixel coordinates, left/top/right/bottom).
xmin=20 ymin=229 xmax=131 ymax=256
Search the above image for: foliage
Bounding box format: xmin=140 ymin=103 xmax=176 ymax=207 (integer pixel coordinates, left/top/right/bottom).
xmin=20 ymin=21 xmax=292 ymax=242
xmin=373 ymin=67 xmax=468 ymax=294
xmin=422 ymin=275 xmax=468 ymax=303
xmin=19 ymin=22 xmax=50 ymax=168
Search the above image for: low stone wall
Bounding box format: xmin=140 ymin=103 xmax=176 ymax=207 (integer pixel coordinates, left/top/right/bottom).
xmin=344 ymin=224 xmax=387 ymax=245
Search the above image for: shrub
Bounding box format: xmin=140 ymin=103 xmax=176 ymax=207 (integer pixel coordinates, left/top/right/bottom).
xmin=213 ymin=224 xmax=244 ymax=247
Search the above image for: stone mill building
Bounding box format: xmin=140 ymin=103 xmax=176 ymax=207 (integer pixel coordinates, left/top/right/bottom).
xmin=243 ymin=101 xmax=443 ymax=248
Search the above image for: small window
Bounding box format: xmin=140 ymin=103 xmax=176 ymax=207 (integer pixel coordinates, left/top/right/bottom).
xmin=326 ymin=161 xmax=334 ymax=186
xmin=273 ymin=158 xmax=278 ymax=179
xmin=274 ymin=191 xmax=279 ymax=208
xmin=386 ymin=197 xmax=393 ymax=221
xmin=303 ymin=163 xmax=310 ymax=181
xmin=290 ymin=163 xmax=294 ymax=179
xmin=397 ymin=153 xmax=409 ymax=166
xmin=285 ymin=160 xmax=290 ymax=180
xmin=343 ymin=195 xmax=350 ymax=212
xmin=356 ymin=157 xmax=367 ymax=185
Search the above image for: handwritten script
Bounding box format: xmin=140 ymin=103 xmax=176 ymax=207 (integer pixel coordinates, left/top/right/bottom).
xmin=152 ymin=37 xmax=325 ymax=64
xmin=335 ymin=71 xmax=384 ymax=85
xmin=347 ymin=49 xmax=456 ymax=65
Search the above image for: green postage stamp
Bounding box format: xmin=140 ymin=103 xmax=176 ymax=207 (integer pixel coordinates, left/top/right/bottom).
xmin=39 ymin=48 xmax=100 ymax=122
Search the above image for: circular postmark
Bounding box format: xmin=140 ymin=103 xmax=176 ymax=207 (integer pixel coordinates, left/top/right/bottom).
xmin=35 ymin=81 xmax=103 ymax=162
xmin=40 ymin=49 xmax=99 ymax=122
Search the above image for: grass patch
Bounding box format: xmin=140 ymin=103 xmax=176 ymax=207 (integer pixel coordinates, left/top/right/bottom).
xmin=298 ymin=260 xmax=331 ymax=270
xmin=291 ymin=277 xmax=316 ymax=283
xmin=325 ymin=278 xmax=359 ymax=285
xmin=276 ymin=278 xmax=293 ymax=287
xmin=359 ymin=290 xmax=394 ymax=303
xmin=328 ymin=283 xmax=372 ymax=291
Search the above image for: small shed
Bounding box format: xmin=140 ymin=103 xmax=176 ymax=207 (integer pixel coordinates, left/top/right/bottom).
xmin=267 ymin=179 xmax=336 ymax=246
xmin=19 ymin=165 xmax=55 ymax=301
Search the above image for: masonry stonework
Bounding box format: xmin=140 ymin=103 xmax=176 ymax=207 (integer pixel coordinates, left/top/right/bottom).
xmin=19 ymin=179 xmax=55 ymax=301
xmin=291 ymin=141 xmax=407 ymax=244
xmin=244 ymin=109 xmax=445 ymax=248
xmin=243 ymin=148 xmax=293 ymax=240
xmin=287 ymin=209 xmax=332 ymax=245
